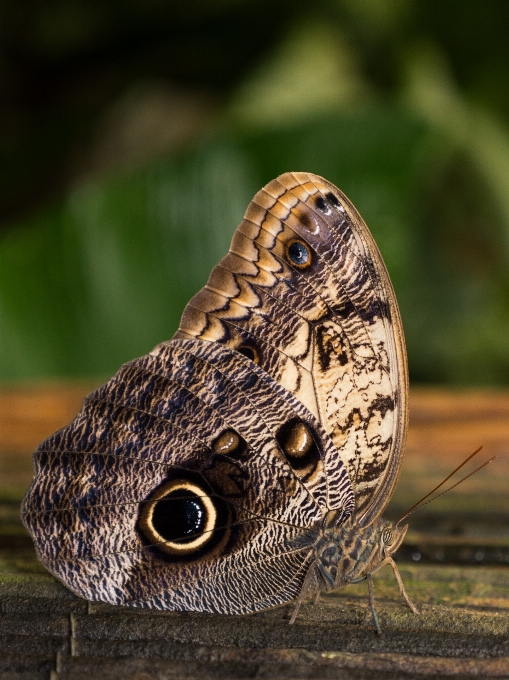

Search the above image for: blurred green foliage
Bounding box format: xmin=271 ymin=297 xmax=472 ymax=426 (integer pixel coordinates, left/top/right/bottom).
xmin=1 ymin=0 xmax=509 ymax=384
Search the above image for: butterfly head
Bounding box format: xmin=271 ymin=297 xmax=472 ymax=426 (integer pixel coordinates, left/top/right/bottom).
xmin=330 ymin=516 xmax=408 ymax=586
xmin=351 ymin=518 xmax=409 ymax=579
xmin=354 ymin=519 xmax=408 ymax=581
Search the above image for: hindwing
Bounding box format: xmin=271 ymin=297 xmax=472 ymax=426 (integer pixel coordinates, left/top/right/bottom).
xmin=21 ymin=340 xmax=354 ymax=611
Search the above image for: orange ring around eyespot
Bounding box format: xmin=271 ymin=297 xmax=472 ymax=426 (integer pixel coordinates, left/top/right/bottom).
xmin=285 ymin=239 xmax=312 ymax=269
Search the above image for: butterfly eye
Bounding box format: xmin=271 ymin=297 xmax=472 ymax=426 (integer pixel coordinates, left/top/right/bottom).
xmin=381 ymin=528 xmax=393 ymax=546
xmin=212 ymin=429 xmax=243 ymax=456
xmin=236 ymin=345 xmax=260 ymax=364
xmin=286 ymin=239 xmax=312 ymax=269
xmin=139 ymin=479 xmax=216 ymax=556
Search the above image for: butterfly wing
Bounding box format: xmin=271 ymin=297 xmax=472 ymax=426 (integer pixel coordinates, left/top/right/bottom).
xmin=21 ymin=339 xmax=354 ymax=612
xmin=21 ymin=171 xmax=405 ymax=611
xmin=175 ymin=172 xmax=408 ymax=526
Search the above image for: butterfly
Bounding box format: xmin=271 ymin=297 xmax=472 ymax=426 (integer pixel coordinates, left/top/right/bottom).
xmin=21 ymin=172 xmax=419 ymax=633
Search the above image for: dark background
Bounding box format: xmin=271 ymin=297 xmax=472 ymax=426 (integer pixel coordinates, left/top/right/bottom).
xmin=2 ymin=0 xmax=509 ymax=385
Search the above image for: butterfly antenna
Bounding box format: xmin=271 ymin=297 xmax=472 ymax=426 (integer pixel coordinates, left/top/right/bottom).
xmin=399 ymin=456 xmax=496 ymax=523
xmin=395 ymin=446 xmax=488 ymax=527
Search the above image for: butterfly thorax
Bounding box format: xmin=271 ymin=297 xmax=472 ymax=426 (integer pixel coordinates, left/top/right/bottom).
xmin=315 ymin=515 xmax=408 ymax=591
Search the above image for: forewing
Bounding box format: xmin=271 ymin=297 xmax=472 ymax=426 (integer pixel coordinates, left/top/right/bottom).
xmin=176 ymin=172 xmax=408 ymax=525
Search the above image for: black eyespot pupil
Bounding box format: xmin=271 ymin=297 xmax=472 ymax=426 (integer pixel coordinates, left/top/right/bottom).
xmin=152 ymin=490 xmax=206 ymax=543
xmin=237 ymin=346 xmax=256 ymax=361
xmin=315 ymin=196 xmax=328 ymax=211
xmin=288 ymin=241 xmax=309 ymax=266
xmin=325 ymin=191 xmax=341 ymax=208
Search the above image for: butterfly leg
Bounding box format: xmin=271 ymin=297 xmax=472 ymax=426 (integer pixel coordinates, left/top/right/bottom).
xmin=289 ymin=558 xmax=319 ymax=625
xmin=367 ymin=573 xmax=382 ymax=635
xmin=388 ymin=557 xmax=420 ymax=614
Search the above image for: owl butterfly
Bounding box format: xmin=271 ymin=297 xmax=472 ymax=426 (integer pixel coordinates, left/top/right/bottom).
xmin=21 ymin=172 xmax=419 ymax=634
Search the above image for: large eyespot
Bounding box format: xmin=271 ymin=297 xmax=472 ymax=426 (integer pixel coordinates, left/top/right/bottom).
xmin=139 ymin=479 xmax=216 ymax=556
xmin=276 ymin=419 xmax=320 ymax=472
xmin=381 ymin=527 xmax=394 ymax=546
xmin=236 ymin=344 xmax=260 ymax=364
xmin=286 ymin=239 xmax=312 ymax=269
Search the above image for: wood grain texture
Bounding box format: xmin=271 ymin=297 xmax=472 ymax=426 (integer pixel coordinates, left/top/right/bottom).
xmin=1 ymin=387 xmax=508 ymax=677
xmin=2 ymin=566 xmax=509 ymax=679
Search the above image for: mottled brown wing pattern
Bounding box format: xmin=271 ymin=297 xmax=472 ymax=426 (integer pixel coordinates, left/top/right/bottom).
xmin=176 ymin=172 xmax=407 ymax=525
xmin=21 ymin=339 xmax=354 ymax=612
xmin=21 ymin=171 xmax=406 ymax=616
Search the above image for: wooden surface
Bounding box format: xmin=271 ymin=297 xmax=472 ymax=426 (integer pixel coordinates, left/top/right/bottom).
xmin=0 ymin=384 xmax=509 ymax=679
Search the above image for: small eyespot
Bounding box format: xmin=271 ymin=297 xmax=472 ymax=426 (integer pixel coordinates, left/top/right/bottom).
xmin=212 ymin=429 xmax=241 ymax=455
xmin=298 ymin=211 xmax=313 ymax=230
xmin=325 ymin=191 xmax=341 ymax=209
xmin=286 ymin=239 xmax=312 ymax=269
xmin=236 ymin=345 xmax=260 ymax=364
xmin=315 ymin=196 xmax=329 ymax=213
xmin=276 ymin=419 xmax=320 ymax=472
xmin=381 ymin=528 xmax=393 ymax=546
